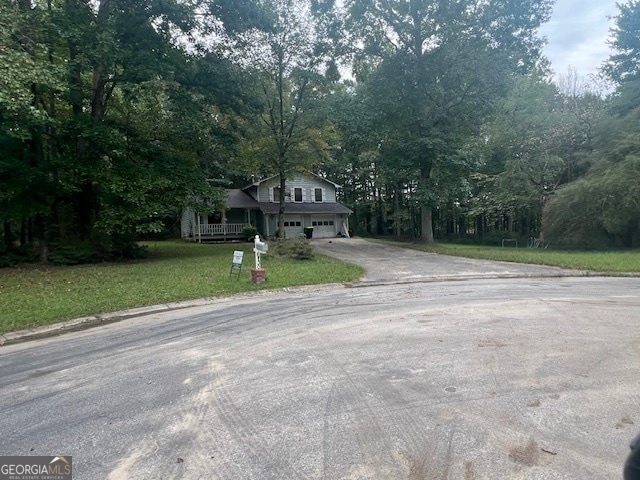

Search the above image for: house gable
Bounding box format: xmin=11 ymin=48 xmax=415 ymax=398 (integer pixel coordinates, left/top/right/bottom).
xmin=248 ymin=173 xmax=338 ymax=204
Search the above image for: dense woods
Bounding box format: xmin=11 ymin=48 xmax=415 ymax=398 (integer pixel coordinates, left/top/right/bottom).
xmin=2 ymin=0 xmax=640 ymax=265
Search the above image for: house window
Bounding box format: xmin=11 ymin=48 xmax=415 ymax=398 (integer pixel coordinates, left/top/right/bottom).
xmin=207 ymin=213 xmax=222 ymax=224
xmin=293 ymin=187 xmax=303 ymax=202
xmin=273 ymin=187 xmax=281 ymax=202
xmin=314 ymin=188 xmax=323 ymax=202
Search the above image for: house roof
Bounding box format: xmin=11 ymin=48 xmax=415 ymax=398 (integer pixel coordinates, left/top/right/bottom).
xmin=256 ymin=202 xmax=352 ymax=215
xmin=225 ymin=188 xmax=352 ymax=215
xmin=226 ymin=189 xmax=260 ymax=209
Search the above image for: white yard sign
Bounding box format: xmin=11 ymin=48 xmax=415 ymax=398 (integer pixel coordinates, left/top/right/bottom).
xmin=229 ymin=250 xmax=244 ymax=279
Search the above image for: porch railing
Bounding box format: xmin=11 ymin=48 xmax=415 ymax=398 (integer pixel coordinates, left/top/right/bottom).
xmin=198 ymin=223 xmax=249 ymax=236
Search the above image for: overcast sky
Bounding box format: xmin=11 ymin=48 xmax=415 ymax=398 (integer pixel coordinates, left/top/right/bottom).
xmin=538 ymin=0 xmax=620 ymax=80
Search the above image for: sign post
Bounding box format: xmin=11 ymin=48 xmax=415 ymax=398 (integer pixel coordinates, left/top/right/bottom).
xmin=229 ymin=250 xmax=244 ymax=279
xmin=251 ymin=234 xmax=268 ymax=284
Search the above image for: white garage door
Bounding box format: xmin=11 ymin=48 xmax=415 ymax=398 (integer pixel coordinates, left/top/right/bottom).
xmin=282 ymin=216 xmax=303 ymax=239
xmin=311 ymin=216 xmax=336 ymax=238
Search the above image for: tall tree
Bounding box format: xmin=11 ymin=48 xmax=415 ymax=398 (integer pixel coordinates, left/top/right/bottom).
xmin=235 ymin=0 xmax=336 ymax=238
xmin=604 ymin=0 xmax=640 ymax=84
xmin=544 ymin=0 xmax=640 ymax=248
xmin=543 ymin=126 xmax=640 ymax=248
xmin=0 ymin=1 xmax=66 ymax=255
xmin=0 ymin=0 xmax=271 ymax=262
xmin=333 ymin=0 xmax=552 ymax=243
xmin=604 ymin=0 xmax=640 ymax=114
xmin=471 ymin=76 xmax=567 ymax=238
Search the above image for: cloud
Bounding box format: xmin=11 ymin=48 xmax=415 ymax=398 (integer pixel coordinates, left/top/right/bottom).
xmin=538 ymin=0 xmax=618 ymax=78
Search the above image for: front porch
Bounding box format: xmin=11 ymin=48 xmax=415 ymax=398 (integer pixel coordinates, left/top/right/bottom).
xmin=183 ymin=219 xmax=250 ymax=242
xmin=181 ymin=201 xmax=259 ymax=242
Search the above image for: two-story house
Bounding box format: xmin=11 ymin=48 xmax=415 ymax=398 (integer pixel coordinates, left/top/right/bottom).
xmin=181 ymin=173 xmax=352 ymax=241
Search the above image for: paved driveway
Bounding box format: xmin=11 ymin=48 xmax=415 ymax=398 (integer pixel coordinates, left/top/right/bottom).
xmin=314 ymin=238 xmax=585 ymax=284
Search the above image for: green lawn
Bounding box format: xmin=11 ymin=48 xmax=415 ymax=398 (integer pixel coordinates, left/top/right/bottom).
xmin=0 ymin=241 xmax=364 ymax=334
xmin=3 ymin=239 xmax=639 ymax=336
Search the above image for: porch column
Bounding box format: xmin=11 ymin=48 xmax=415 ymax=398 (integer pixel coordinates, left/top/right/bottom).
xmin=222 ymin=212 xmax=227 ymax=238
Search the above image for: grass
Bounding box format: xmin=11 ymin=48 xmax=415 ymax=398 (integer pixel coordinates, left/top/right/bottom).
xmin=376 ymin=240 xmax=640 ymax=273
xmin=0 ymin=241 xmax=364 ymax=334
xmin=3 ymin=238 xmax=639 ymax=336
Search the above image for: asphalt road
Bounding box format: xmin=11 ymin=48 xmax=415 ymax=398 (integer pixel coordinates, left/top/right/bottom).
xmin=1 ymin=241 xmax=639 ymax=479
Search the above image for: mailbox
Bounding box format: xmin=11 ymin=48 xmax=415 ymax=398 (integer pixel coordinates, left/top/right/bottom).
xmin=253 ymin=234 xmax=268 ymax=270
xmin=254 ymin=240 xmax=269 ymax=254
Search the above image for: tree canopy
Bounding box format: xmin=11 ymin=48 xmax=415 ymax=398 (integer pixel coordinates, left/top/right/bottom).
xmin=326 ymin=0 xmax=553 ymax=242
xmin=540 ymin=0 xmax=640 ymax=248
xmin=3 ymin=0 xmax=640 ymax=265
xmin=0 ymin=0 xmax=269 ymax=262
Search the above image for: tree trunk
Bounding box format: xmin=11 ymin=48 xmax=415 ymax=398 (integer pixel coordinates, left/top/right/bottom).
xmin=375 ymin=186 xmax=384 ymax=235
xmin=20 ymin=219 xmax=27 ymax=245
xmin=277 ymin=172 xmax=286 ymax=239
xmin=64 ymin=0 xmax=113 ymax=241
xmin=3 ymin=221 xmax=13 ymax=248
xmin=395 ymin=185 xmax=401 ymax=238
xmin=39 ymin=225 xmax=50 ymax=263
xmin=421 ymin=206 xmax=434 ymax=244
xmin=419 ymin=165 xmax=434 ymax=244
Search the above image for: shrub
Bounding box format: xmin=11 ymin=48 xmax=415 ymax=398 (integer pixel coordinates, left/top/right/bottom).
xmin=242 ymin=225 xmax=259 ymax=241
xmin=1 ymin=235 xmax=149 ymax=266
xmin=47 ymin=242 xmax=98 ymax=265
xmin=272 ymin=238 xmax=315 ymax=260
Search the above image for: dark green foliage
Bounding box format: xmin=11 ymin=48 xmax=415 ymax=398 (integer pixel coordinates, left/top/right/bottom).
xmin=232 ymin=0 xmax=338 ymax=239
xmin=0 ymin=0 xmax=268 ymax=265
xmin=543 ymin=136 xmax=640 ymax=248
xmin=604 ymin=0 xmax=640 ymax=84
xmin=47 ymin=243 xmax=102 ymax=266
xmin=0 ymin=236 xmax=149 ymax=267
xmin=333 ymin=0 xmax=553 ymax=243
xmin=46 ymin=239 xmax=148 ymax=266
xmin=242 ymin=225 xmax=259 ymax=240
xmin=539 ymin=1 xmax=640 ymax=249
xmin=207 ymin=0 xmax=273 ymax=34
xmin=0 ymin=243 xmax=38 ymax=268
xmin=4 ymin=0 xmax=640 ymax=265
xmin=605 ymin=2 xmax=640 ymax=114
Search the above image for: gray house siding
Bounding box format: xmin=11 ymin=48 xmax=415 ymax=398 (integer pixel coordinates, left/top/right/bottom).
xmin=258 ymin=174 xmax=338 ymax=204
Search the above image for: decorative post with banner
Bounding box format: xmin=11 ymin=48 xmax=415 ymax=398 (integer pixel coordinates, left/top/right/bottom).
xmin=252 ymin=234 xmax=268 ymax=284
